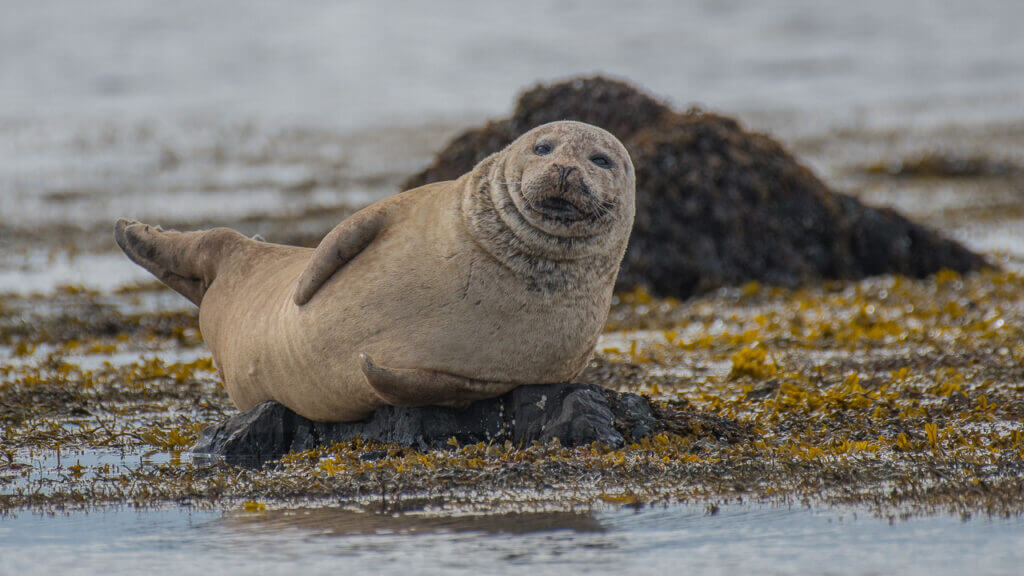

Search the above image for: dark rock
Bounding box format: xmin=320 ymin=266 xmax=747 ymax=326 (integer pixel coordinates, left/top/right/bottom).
xmin=606 ymin=388 xmax=658 ymax=440
xmin=652 ymin=400 xmax=752 ymax=444
xmin=190 ymin=383 xmax=656 ymax=468
xmin=507 ymin=385 xmax=619 ymax=446
xmin=404 ymin=76 xmax=988 ymax=300
xmin=190 ymin=402 xmax=303 ymax=468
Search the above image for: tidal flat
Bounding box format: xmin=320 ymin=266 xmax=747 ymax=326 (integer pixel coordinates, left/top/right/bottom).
xmin=3 ymin=267 xmax=1024 ymax=520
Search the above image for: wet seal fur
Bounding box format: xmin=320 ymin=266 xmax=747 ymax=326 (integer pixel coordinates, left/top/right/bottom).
xmin=114 ymin=121 xmax=636 ymax=421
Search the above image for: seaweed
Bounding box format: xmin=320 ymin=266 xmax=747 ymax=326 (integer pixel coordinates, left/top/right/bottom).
xmin=3 ymin=270 xmax=1024 ymax=518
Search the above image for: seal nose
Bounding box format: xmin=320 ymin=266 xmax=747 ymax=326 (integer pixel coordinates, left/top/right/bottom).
xmin=554 ymin=164 xmax=577 ymax=191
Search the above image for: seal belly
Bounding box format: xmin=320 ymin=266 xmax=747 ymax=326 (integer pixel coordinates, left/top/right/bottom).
xmin=311 ymin=226 xmax=605 ymax=388
xmin=198 ymin=248 xmax=304 ymax=412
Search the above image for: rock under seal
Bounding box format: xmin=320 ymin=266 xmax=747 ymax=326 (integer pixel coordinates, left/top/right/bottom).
xmin=190 ymin=383 xmax=656 ymax=468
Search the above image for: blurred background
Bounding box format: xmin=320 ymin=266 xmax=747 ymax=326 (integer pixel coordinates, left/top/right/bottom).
xmin=2 ymin=0 xmax=1023 ymax=293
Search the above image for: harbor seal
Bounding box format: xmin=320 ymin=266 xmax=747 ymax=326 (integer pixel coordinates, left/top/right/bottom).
xmin=113 ymin=121 xmax=636 ymax=421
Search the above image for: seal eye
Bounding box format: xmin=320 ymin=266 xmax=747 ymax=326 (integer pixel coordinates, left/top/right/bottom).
xmin=590 ymin=154 xmax=612 ymax=169
xmin=533 ymin=143 xmax=553 ymax=156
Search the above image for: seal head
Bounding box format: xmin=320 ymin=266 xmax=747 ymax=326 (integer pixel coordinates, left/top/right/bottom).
xmin=463 ymin=121 xmax=636 ymax=285
xmin=512 ymin=121 xmax=634 ymax=237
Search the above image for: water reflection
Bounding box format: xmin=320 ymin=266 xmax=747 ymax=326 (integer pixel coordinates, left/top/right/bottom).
xmin=218 ymin=506 xmax=603 ymax=538
xmin=3 ymin=502 xmax=1024 ymax=575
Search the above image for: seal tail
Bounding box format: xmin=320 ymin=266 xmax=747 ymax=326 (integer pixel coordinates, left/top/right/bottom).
xmin=113 ymin=218 xmax=247 ymax=306
xmin=359 ymin=353 xmax=519 ymax=408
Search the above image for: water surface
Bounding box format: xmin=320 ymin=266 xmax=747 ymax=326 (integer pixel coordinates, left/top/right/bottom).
xmin=2 ymin=503 xmax=1022 ymax=575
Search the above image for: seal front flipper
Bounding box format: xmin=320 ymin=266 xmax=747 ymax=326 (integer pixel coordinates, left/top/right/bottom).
xmin=359 ymin=353 xmax=519 ymax=407
xmin=293 ymin=206 xmax=388 ymax=306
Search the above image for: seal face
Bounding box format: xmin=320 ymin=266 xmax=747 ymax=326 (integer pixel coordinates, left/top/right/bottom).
xmin=461 ymin=122 xmax=635 ymax=291
xmin=114 ymin=121 xmax=636 ymax=422
xmin=511 ymin=122 xmax=634 ymax=240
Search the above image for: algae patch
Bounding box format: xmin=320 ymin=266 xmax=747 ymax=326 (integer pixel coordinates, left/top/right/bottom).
xmin=3 ymin=271 xmax=1024 ymax=518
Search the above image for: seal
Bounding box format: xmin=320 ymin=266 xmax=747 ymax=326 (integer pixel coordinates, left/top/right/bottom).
xmin=114 ymin=121 xmax=636 ymax=421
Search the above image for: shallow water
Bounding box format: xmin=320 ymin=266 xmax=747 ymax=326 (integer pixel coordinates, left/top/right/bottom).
xmin=3 ymin=0 xmax=1022 ymax=129
xmin=2 ymin=503 xmax=1023 ymax=576
xmin=3 ymin=0 xmax=1024 ymax=293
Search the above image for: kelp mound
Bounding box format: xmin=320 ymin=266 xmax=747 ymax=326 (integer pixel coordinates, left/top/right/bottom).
xmin=191 ymin=383 xmax=658 ymax=468
xmin=406 ymin=76 xmax=986 ymax=299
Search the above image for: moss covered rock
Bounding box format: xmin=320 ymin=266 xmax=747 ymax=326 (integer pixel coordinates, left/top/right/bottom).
xmin=406 ymin=76 xmax=986 ymax=299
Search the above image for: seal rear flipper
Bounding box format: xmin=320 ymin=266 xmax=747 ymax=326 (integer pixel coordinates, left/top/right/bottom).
xmin=293 ymin=206 xmax=387 ymax=306
xmin=359 ymin=353 xmax=519 ymax=408
xmin=113 ymin=218 xmax=247 ymax=306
